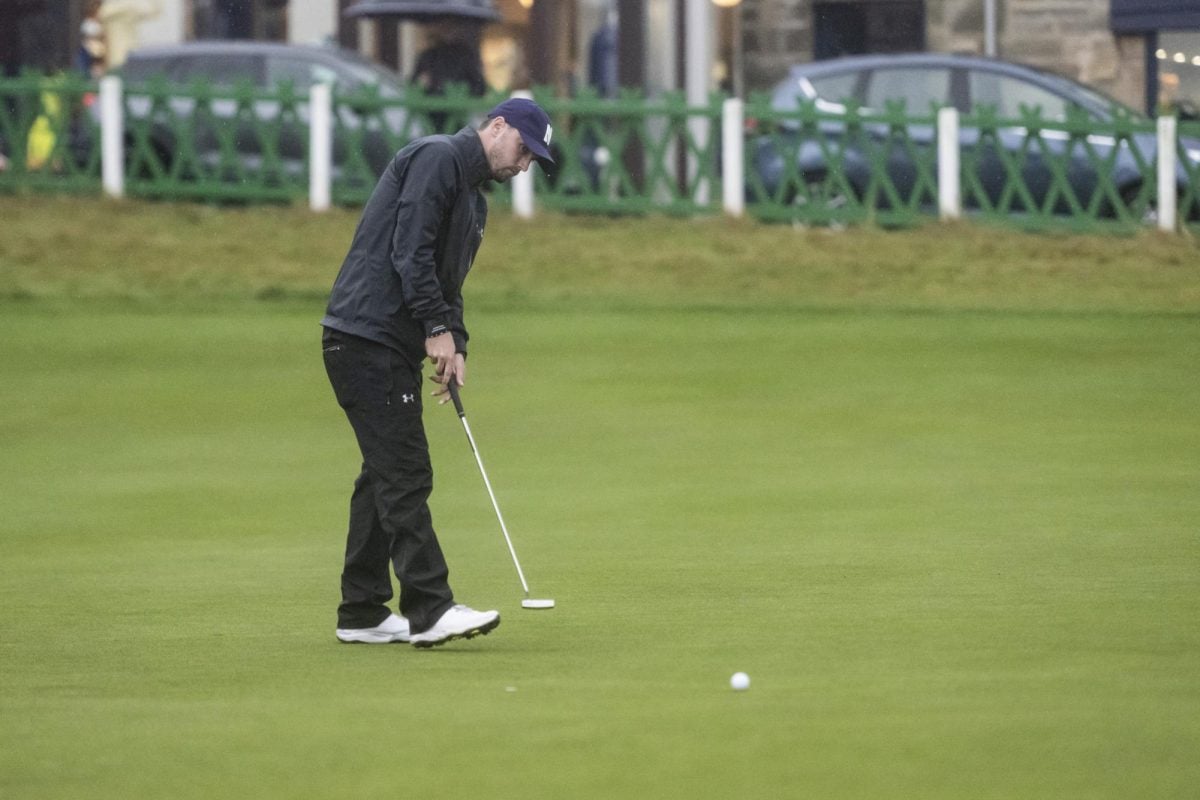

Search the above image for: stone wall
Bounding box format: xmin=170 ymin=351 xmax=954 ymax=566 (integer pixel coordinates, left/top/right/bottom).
xmin=740 ymin=0 xmax=813 ymax=91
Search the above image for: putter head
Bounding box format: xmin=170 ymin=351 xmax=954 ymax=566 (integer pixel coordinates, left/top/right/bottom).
xmin=521 ymin=598 xmax=555 ymax=610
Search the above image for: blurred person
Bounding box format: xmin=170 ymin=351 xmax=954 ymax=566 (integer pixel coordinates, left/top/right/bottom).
xmin=98 ymin=0 xmax=161 ymax=70
xmin=587 ymin=13 xmax=617 ymax=99
xmin=78 ymin=0 xmax=107 ymax=78
xmin=320 ymin=98 xmax=554 ymax=648
xmin=410 ymin=21 xmax=488 ymax=98
xmin=25 ymin=84 xmax=65 ymax=170
xmin=410 ymin=20 xmax=487 ymax=131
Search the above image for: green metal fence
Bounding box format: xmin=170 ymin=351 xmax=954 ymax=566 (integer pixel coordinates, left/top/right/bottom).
xmin=2 ymin=71 xmax=1197 ymax=235
xmin=324 ymin=84 xmax=726 ymax=215
xmin=742 ymin=92 xmax=1200 ymax=233
xmin=122 ymin=76 xmax=309 ymax=202
xmin=530 ymin=87 xmax=724 ymax=216
xmin=744 ymin=97 xmax=939 ymax=227
xmin=0 ymin=72 xmax=98 ymax=194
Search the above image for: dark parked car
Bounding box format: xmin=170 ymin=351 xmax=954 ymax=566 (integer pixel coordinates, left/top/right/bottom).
xmin=98 ymin=41 xmax=418 ymax=185
xmin=752 ymin=53 xmax=1200 ymax=221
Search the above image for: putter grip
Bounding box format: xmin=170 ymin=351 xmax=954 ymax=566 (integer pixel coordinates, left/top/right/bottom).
xmin=447 ymin=380 xmax=465 ymax=416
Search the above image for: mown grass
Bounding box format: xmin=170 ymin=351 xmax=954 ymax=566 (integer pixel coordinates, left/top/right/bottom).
xmin=2 ymin=194 xmax=1198 ymax=312
xmin=1 ymin=195 xmax=1198 ymax=799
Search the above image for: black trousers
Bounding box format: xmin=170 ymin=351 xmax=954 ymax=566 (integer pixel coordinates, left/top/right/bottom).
xmin=322 ymin=328 xmax=455 ymax=633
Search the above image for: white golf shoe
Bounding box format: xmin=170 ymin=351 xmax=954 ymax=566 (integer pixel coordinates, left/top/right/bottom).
xmin=410 ymin=604 xmax=500 ymax=648
xmin=336 ymin=613 xmax=411 ymax=644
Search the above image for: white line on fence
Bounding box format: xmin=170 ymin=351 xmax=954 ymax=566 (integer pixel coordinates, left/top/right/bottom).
xmin=511 ymin=90 xmax=536 ymax=219
xmin=1157 ymin=115 xmax=1177 ymax=233
xmin=100 ymin=75 xmax=123 ymax=199
xmin=722 ymin=98 xmax=745 ymax=218
xmin=309 ymin=82 xmax=333 ymax=213
xmin=937 ymin=107 xmax=961 ymax=221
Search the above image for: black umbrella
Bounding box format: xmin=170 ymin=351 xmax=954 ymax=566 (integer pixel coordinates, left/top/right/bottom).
xmin=343 ymin=0 xmax=501 ymax=22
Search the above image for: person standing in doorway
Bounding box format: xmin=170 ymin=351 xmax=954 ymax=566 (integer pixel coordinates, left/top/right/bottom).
xmin=409 ymin=20 xmax=488 ymax=132
xmin=410 ymin=20 xmax=488 ymax=98
xmin=321 ymin=98 xmax=554 ymax=648
xmin=78 ymin=1 xmax=107 ymax=78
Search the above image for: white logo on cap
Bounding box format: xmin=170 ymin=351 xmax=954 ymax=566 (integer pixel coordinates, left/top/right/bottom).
xmin=544 ymin=124 xmax=553 ymax=146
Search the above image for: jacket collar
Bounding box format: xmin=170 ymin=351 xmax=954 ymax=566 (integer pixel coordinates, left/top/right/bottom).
xmin=454 ymin=126 xmax=492 ymax=187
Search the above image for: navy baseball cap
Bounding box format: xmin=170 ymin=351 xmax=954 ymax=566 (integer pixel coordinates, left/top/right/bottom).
xmin=487 ymin=97 xmax=555 ymax=168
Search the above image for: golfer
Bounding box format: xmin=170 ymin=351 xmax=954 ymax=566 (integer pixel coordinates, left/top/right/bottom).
xmin=321 ymin=98 xmax=554 ymax=648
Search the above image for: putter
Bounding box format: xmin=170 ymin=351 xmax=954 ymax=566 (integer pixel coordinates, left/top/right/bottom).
xmin=446 ymin=381 xmax=555 ymax=610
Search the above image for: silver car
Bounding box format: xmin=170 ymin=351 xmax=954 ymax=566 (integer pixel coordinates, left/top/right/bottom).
xmin=101 ymin=41 xmax=419 ymax=187
xmin=752 ymin=53 xmax=1200 ymax=222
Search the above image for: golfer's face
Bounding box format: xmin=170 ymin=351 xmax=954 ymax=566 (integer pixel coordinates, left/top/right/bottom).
xmin=487 ymin=123 xmax=534 ymax=182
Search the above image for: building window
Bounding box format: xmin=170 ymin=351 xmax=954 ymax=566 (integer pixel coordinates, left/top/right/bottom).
xmin=1156 ymin=31 xmax=1200 ymax=119
xmin=813 ymin=1 xmax=925 ymax=60
xmin=191 ymin=0 xmax=287 ymax=41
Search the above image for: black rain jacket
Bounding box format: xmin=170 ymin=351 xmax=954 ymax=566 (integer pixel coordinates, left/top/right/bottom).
xmin=321 ymin=126 xmax=490 ymax=360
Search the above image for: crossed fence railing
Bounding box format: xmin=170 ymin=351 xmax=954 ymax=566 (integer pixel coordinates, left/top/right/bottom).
xmin=1 ymin=70 xmax=1197 ymax=234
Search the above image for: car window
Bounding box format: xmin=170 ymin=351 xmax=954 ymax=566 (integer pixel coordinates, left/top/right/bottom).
xmin=176 ymin=54 xmax=262 ymax=87
xmin=863 ymin=67 xmax=951 ymax=112
xmin=332 ymin=57 xmax=405 ymax=99
xmin=808 ymin=71 xmax=860 ymax=104
xmin=119 ymin=56 xmax=174 ymax=83
xmin=1038 ymin=71 xmax=1145 ymax=121
xmin=267 ymin=56 xmax=344 ymax=93
xmin=968 ymin=71 xmax=1071 ymax=121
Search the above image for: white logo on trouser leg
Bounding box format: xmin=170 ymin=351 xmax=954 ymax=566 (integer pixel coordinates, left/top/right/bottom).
xmin=402 ymin=394 xmax=415 ymax=403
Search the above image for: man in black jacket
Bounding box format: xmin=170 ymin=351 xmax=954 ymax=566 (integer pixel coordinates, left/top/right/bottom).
xmin=321 ymin=98 xmax=553 ymax=648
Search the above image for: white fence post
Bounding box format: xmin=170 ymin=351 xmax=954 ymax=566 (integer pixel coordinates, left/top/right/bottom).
xmin=1156 ymin=114 xmax=1177 ymax=233
xmin=309 ymin=82 xmax=333 ymax=213
xmin=99 ymin=75 xmax=124 ymax=199
xmin=685 ymin=0 xmax=713 ymax=207
xmin=721 ymin=97 xmax=744 ymax=217
xmin=511 ymin=90 xmax=536 ymax=219
xmin=937 ymin=107 xmax=961 ymax=221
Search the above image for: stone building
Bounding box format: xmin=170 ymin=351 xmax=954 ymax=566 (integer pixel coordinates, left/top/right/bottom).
xmin=5 ymin=1 xmax=1199 ymax=117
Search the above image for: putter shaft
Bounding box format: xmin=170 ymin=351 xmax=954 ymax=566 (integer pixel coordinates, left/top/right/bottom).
xmin=447 ymin=383 xmax=531 ymax=596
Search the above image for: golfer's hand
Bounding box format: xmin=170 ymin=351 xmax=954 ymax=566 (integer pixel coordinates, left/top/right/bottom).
xmin=426 ymin=332 xmax=456 ymax=378
xmin=426 ymin=333 xmax=464 ymax=402
xmin=431 ymin=357 xmax=465 ymax=404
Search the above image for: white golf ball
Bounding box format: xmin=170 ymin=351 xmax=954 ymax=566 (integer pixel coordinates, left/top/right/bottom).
xmin=730 ymin=671 xmax=751 ymax=691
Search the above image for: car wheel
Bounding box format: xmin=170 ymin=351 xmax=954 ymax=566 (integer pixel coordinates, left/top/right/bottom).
xmin=124 ymin=133 xmax=176 ymax=182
